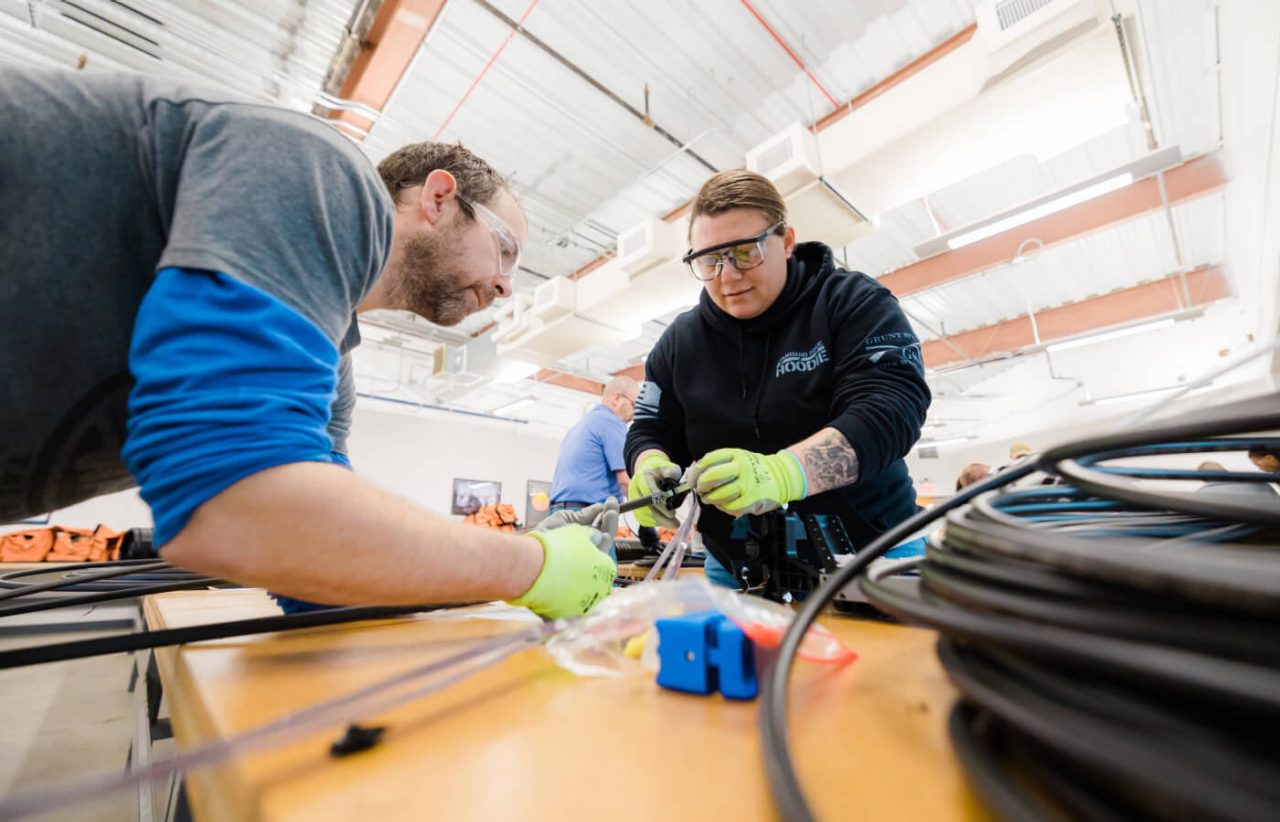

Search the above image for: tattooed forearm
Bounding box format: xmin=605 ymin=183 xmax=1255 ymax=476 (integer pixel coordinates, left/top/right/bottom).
xmin=791 ymin=427 xmax=860 ymax=496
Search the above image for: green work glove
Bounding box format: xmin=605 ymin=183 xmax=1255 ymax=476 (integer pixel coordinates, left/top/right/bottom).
xmin=508 ymin=499 xmax=618 ymax=618
xmin=690 ymin=448 xmax=808 ymax=517
xmin=626 ymin=453 xmax=682 ymax=528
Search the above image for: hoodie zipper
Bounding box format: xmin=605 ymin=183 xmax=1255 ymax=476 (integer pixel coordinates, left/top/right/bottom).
xmin=752 ymin=332 xmax=770 ymax=442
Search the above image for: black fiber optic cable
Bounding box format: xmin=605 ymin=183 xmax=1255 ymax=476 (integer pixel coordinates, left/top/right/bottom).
xmin=0 ymin=560 xmax=172 ymax=600
xmin=760 ymin=393 xmax=1280 ymax=821
xmin=758 ymin=461 xmax=1040 ymax=822
xmin=0 ymin=574 xmax=231 ymax=619
xmin=0 ymin=603 xmax=468 ymax=669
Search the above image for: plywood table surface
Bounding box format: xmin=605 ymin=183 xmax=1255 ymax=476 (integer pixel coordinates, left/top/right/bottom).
xmin=145 ymin=588 xmax=986 ymax=821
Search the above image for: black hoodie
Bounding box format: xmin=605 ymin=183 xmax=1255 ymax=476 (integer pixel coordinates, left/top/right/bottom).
xmin=625 ymin=241 xmax=930 ymax=563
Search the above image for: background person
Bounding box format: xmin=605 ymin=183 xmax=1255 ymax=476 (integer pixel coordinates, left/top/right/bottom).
xmin=548 ymin=376 xmax=659 ymax=560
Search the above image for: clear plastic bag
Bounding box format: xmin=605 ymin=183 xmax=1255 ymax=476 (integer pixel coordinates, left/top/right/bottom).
xmin=544 ymin=578 xmax=857 ymax=677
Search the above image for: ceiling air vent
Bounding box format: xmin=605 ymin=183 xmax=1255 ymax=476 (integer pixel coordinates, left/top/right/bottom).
xmin=746 ymin=123 xmax=822 ymax=198
xmin=755 ymin=138 xmax=796 ymax=180
xmin=615 ymin=218 xmax=680 ymax=276
xmin=995 ymin=0 xmax=1058 ymax=32
xmin=917 ymin=446 xmax=940 ymax=460
xmin=618 ymin=223 xmax=651 ymax=261
xmin=432 ymin=344 xmax=467 ymax=377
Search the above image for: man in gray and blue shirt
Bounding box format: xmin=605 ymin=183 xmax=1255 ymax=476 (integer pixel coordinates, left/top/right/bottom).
xmin=0 ymin=68 xmax=616 ymax=619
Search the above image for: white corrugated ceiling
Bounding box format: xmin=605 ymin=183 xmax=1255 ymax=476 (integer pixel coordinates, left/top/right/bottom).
xmin=1 ymin=0 xmax=1230 ymax=436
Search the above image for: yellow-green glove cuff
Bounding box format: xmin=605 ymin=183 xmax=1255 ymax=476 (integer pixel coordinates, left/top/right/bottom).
xmin=772 ymin=449 xmax=808 ymax=501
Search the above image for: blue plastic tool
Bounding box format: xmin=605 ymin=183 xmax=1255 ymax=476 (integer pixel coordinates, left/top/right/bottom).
xmin=655 ymin=610 xmax=758 ymax=699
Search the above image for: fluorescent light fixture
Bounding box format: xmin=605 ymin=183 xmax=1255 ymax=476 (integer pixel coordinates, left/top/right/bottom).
xmin=1045 ymin=317 xmax=1176 ymax=353
xmin=946 ymin=173 xmax=1133 ymax=250
xmin=490 ymin=358 xmax=540 ymax=384
xmin=1079 ymin=382 xmax=1211 ymax=407
xmin=912 ymin=147 xmax=1182 ymax=260
xmin=1088 ymin=387 xmax=1180 ymax=406
xmin=491 ymin=397 xmax=535 ymax=416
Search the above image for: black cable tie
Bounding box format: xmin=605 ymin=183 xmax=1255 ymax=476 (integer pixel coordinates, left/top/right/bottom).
xmin=330 ymin=723 xmax=386 ymax=758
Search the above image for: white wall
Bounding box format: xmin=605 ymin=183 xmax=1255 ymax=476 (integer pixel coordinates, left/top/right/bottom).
xmin=346 ymin=400 xmax=565 ymax=524
xmin=908 ymin=375 xmax=1278 ymax=496
xmin=0 ymin=488 xmax=152 ymax=536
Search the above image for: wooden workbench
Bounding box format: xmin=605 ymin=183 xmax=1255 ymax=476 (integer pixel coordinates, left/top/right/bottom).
xmin=145 ymin=589 xmax=986 ymax=821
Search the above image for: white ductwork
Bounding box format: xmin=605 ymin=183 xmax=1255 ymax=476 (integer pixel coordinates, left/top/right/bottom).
xmin=507 ymin=0 xmax=1124 ymax=372
xmin=491 ymin=276 xmax=638 ymax=366
xmin=746 ymin=122 xmax=874 ymax=249
xmin=978 ymin=0 xmax=1102 ymax=78
xmin=759 ymin=0 xmax=1125 ymax=227
xmin=432 ymin=333 xmax=540 ymax=386
xmin=576 ymin=216 xmax=702 ymax=329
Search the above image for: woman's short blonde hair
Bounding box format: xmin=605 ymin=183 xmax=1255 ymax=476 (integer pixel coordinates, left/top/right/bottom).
xmin=689 ymin=170 xmax=787 ymax=242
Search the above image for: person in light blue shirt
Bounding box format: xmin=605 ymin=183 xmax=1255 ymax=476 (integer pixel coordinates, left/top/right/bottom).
xmin=549 ymin=376 xmax=647 ymax=560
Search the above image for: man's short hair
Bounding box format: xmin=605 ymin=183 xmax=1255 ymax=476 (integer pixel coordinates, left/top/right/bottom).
xmin=956 ymin=462 xmax=990 ymax=491
xmin=1247 ymin=445 xmax=1280 ymax=461
xmin=688 ymin=170 xmax=787 ymax=242
xmin=1198 ymin=461 xmax=1226 ymax=472
xmin=377 ymin=142 xmax=507 ymax=206
xmin=602 ymin=375 xmax=638 ymax=400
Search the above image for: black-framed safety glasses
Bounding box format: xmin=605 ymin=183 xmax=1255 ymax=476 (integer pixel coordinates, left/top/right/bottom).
xmin=681 ymin=221 xmax=784 ymax=281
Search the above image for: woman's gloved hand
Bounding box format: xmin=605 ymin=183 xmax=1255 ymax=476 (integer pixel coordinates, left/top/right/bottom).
xmin=626 ymin=453 xmax=682 ymax=528
xmin=689 ymin=448 xmax=808 ymax=516
xmin=506 ymin=498 xmax=618 ymax=618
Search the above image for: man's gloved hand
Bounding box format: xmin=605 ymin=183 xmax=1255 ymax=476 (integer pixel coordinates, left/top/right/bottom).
xmin=507 ymin=498 xmax=618 ymax=618
xmin=535 ymin=499 xmax=619 ymax=536
xmin=626 ymin=453 xmax=682 ymax=528
xmin=690 ymin=448 xmax=808 ymax=517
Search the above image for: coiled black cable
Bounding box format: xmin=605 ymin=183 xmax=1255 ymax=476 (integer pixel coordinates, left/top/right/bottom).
xmin=760 ymin=393 xmax=1280 ymax=820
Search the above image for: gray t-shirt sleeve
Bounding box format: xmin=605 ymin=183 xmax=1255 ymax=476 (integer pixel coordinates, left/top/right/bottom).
xmin=155 ymin=103 xmax=393 ymax=344
xmin=329 ymin=353 xmax=356 ymax=456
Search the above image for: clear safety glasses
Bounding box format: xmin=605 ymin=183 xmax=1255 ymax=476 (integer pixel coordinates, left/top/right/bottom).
xmin=682 ymin=221 xmax=784 ymax=281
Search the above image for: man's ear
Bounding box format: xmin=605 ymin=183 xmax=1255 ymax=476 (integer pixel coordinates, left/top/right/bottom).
xmin=418 ymin=169 xmax=459 ymax=226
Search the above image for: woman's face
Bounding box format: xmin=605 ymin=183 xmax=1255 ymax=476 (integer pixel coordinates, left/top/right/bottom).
xmin=688 ymin=208 xmax=795 ymax=320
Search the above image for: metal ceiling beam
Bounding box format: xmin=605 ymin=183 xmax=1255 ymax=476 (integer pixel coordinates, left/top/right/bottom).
xmin=881 ymin=153 xmax=1227 ymax=298
xmin=534 ymin=369 xmax=604 ymax=395
xmin=471 ymin=0 xmax=717 ymax=174
xmin=813 ymin=23 xmax=977 ymax=132
xmin=323 ymin=0 xmax=448 ymax=139
xmin=611 ymin=364 xmax=645 ymax=383
xmin=920 ymin=265 xmax=1230 ymax=369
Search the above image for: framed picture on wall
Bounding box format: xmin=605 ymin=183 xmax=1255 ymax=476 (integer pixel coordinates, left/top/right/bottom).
xmin=452 ymin=478 xmax=501 ymax=516
xmin=525 ymin=480 xmax=552 ymax=528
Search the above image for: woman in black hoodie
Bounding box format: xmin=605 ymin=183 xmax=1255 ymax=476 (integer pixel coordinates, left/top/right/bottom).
xmin=624 ymin=170 xmax=931 ymax=587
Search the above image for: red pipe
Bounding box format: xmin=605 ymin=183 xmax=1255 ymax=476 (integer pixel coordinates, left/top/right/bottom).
xmin=739 ymin=0 xmax=840 ymax=111
xmin=433 ymin=0 xmax=542 ymax=139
